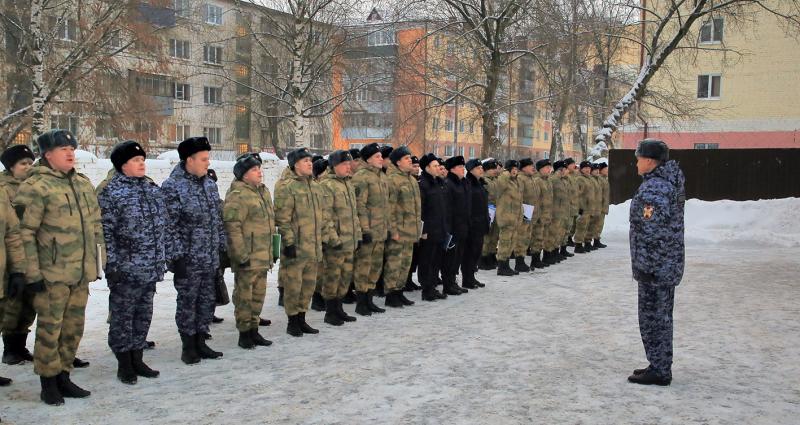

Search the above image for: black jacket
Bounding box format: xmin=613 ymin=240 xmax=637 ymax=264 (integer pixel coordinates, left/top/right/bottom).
xmin=419 ymin=171 xmax=450 ymax=243
xmin=467 ymin=173 xmax=490 ymax=237
xmin=445 ymin=172 xmax=471 ymax=237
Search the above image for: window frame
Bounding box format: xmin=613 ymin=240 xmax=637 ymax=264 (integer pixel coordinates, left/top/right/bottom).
xmin=697 ymin=74 xmax=722 ymax=100
xmin=205 ymin=4 xmax=223 ymax=26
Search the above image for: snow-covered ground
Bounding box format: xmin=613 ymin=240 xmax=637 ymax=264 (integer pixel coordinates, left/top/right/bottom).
xmin=2 ymin=200 xmax=799 ymax=424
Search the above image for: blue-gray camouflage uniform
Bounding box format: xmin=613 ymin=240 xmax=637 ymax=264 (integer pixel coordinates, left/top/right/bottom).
xmin=99 ymin=173 xmax=173 ymax=353
xmin=629 ymin=160 xmax=685 ymax=379
xmin=161 ymin=164 xmax=226 ymax=336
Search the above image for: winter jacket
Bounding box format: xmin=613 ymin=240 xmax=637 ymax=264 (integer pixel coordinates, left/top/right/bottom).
xmin=419 ymin=171 xmax=450 ymax=243
xmin=590 ymin=176 xmax=604 ymax=215
xmin=467 ymin=173 xmax=490 ymax=237
xmin=386 ymin=163 xmax=421 ymax=243
xmin=15 ymin=163 xmax=104 ymax=285
xmin=223 ymin=180 xmax=275 ymax=271
xmin=565 ymin=173 xmax=580 ymax=216
xmin=445 ymin=172 xmax=471 ymax=238
xmin=0 ymin=189 xmax=25 ymax=298
xmin=0 ymin=171 xmax=22 ymax=204
xmin=494 ymin=171 xmax=522 ymax=229
xmin=600 ymin=175 xmax=610 ymax=214
xmin=550 ymin=174 xmax=570 ymax=221
xmin=629 ymin=160 xmax=685 ymax=287
xmin=274 ymin=170 xmax=335 ymax=261
xmin=98 ymin=173 xmax=172 ymax=283
xmin=518 ymin=173 xmax=542 ymax=222
xmin=575 ymin=174 xmax=596 ymax=214
xmin=320 ymin=173 xmax=361 ymax=252
xmin=352 ymin=162 xmax=390 ymax=241
xmin=534 ymin=175 xmax=553 ymax=223
xmin=161 ymin=163 xmax=226 ymax=272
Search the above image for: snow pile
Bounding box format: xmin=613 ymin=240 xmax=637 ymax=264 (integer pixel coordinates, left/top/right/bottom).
xmin=156 ymin=150 xmax=180 ymax=161
xmin=258 ymin=152 xmax=280 ymax=162
xmin=604 ymin=197 xmax=800 ymax=247
xmin=74 ymin=150 xmax=98 ymax=162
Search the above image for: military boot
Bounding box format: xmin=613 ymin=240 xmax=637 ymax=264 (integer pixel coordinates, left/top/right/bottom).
xmin=250 ymin=329 xmax=272 ymax=346
xmin=574 ymin=243 xmax=587 ymax=254
xmin=259 ymin=318 xmax=272 ymax=326
xmin=514 ymin=256 xmax=530 ymax=272
xmin=277 ymin=287 xmax=285 ymax=306
xmin=398 ymin=291 xmax=415 ymax=306
xmin=497 ymin=259 xmax=516 ymax=276
xmin=40 ymin=376 xmax=64 ymax=406
xmin=342 ymin=283 xmax=357 ymax=304
xmin=56 ymin=371 xmax=91 ymax=398
xmin=543 ymin=251 xmax=558 ymax=265
xmin=324 ymin=299 xmax=344 ymax=326
xmin=195 ymin=335 xmax=223 ymax=359
xmin=335 ymin=299 xmax=357 ymax=322
xmin=587 ymin=240 xmax=598 ymax=251
xmin=179 ymin=333 xmax=200 ymax=364
xmin=0 ymin=376 xmax=11 ymax=386
xmin=131 ymin=349 xmax=159 ymax=378
xmin=385 ymin=291 xmax=405 ymax=308
xmin=72 ymin=357 xmax=90 ymax=368
xmin=594 ymin=238 xmax=607 ymax=249
xmin=238 ymin=331 xmax=256 ymax=349
xmin=443 ymin=283 xmax=463 ymax=296
xmin=627 ymin=369 xmax=671 ymax=386
xmin=286 ymin=315 xmax=304 ymax=337
xmin=355 ymin=291 xmax=372 ymax=316
xmin=114 ymin=351 xmax=137 ymax=385
xmin=560 ymin=245 xmax=574 ymax=258
xmin=375 ymin=275 xmax=386 ymax=297
xmin=477 ymin=255 xmax=492 ymax=270
xmin=421 ymin=285 xmax=438 ymax=302
xmin=311 ymin=292 xmax=326 ymax=312
xmin=2 ymin=334 xmax=24 ymax=365
xmin=298 ymin=312 xmax=319 ymax=334
xmin=529 ymin=251 xmax=544 ymax=269
xmin=367 ymin=290 xmax=386 ymax=313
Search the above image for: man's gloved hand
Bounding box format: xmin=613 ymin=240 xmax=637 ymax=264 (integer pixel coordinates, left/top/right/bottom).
xmin=219 ymin=250 xmax=231 ymax=269
xmin=25 ymin=280 xmax=46 ymax=295
xmin=6 ymin=273 xmax=26 ymax=299
xmin=105 ymin=270 xmax=123 ymax=286
xmin=172 ymin=257 xmax=188 ymax=279
xmin=239 ymin=259 xmax=251 ymax=268
xmin=283 ymin=245 xmax=297 ymax=259
xmin=361 ymin=233 xmax=373 ymax=245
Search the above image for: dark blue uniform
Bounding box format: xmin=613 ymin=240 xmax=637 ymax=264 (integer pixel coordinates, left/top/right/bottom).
xmin=629 ymin=160 xmax=685 ymax=379
xmin=99 ymin=173 xmax=173 ymax=353
xmin=161 ymin=164 xmax=227 ymax=336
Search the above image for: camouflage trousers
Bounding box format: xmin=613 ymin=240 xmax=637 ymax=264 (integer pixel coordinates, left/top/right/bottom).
xmin=108 ymin=279 xmax=155 ymax=353
xmin=383 ymin=240 xmax=413 ymax=293
xmin=589 ymin=213 xmax=607 ymax=239
xmin=545 ymin=215 xmax=569 ymax=251
xmin=514 ymin=220 xmax=533 ymax=257
xmin=173 ymin=269 xmax=216 ymax=336
xmin=530 ymin=218 xmax=549 ymax=252
xmin=353 ymin=240 xmax=385 ymax=293
xmin=232 ymin=269 xmax=268 ymax=332
xmin=496 ymin=224 xmax=519 ymax=261
xmin=638 ymin=282 xmax=676 ymax=379
xmin=573 ymin=213 xmax=594 ymax=244
xmin=322 ymin=249 xmax=354 ymax=300
xmin=2 ymin=289 xmax=36 ymax=335
xmin=481 ymin=222 xmax=499 ymax=255
xmin=32 ymin=282 xmax=88 ymax=378
xmin=279 ymin=257 xmax=318 ymax=316
xmin=569 ymin=215 xmax=578 ymax=238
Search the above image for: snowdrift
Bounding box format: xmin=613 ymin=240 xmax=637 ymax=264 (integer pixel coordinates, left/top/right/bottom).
xmin=604 ymin=197 xmax=800 ymax=247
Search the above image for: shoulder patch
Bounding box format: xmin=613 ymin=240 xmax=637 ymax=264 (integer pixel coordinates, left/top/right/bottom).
xmin=643 ymin=204 xmax=654 ymax=220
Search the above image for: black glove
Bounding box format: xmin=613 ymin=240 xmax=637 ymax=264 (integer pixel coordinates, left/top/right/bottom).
xmin=283 ymin=245 xmax=297 ymax=259
xmin=327 ymin=242 xmax=343 ymax=251
xmin=26 ymin=280 xmax=46 ymax=295
xmin=578 ymin=208 xmax=584 ymax=215
xmin=361 ymin=233 xmax=373 ymax=244
xmin=387 ymin=231 xmax=393 ymax=241
xmin=172 ymin=257 xmax=188 ymax=279
xmin=239 ymin=259 xmax=251 ymax=268
xmin=219 ymin=250 xmax=231 ymax=269
xmin=105 ymin=270 xmax=123 ymax=286
xmin=6 ymin=273 xmax=26 ymax=299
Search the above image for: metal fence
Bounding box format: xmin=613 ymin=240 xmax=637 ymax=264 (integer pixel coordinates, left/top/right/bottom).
xmin=608 ymin=148 xmax=800 ymax=204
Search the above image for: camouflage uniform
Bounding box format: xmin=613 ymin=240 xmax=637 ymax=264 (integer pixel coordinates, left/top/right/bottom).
xmin=573 ymin=174 xmax=596 ymax=244
xmin=274 ymin=166 xmax=294 ymax=291
xmin=383 ymin=163 xmax=421 ymax=293
xmin=548 ymin=174 xmax=571 ymax=249
xmin=565 ymin=173 xmax=580 ymax=240
xmin=223 ymin=180 xmax=275 ymax=333
xmin=98 ymin=173 xmax=172 ymax=353
xmin=15 ymin=163 xmax=104 ymax=377
xmin=351 ymin=161 xmax=390 ymax=293
xmin=274 ymin=170 xmax=336 ymax=316
xmin=590 ymin=175 xmax=611 ymax=239
xmin=514 ymin=173 xmax=540 ymax=256
xmin=530 ymin=175 xmax=553 ymax=253
xmin=494 ymin=171 xmax=522 ymax=261
xmin=161 ymin=163 xmax=226 ymax=337
xmin=586 ymin=175 xmax=603 ymax=241
xmin=630 ymin=160 xmax=685 ymax=380
xmin=481 ymin=175 xmax=500 ymax=256
xmin=0 ymin=188 xmax=26 ymax=365
xmin=94 ymin=168 xmax=116 ymax=197
xmin=319 ymin=173 xmax=360 ymax=300
xmin=0 ymin=172 xmax=36 ymax=343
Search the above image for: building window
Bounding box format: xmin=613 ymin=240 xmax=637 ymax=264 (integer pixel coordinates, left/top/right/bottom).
xmin=203 ymin=45 xmax=223 ymax=65
xmin=53 ymin=18 xmax=77 ymax=42
xmin=432 ymin=118 xmax=439 ymax=131
xmin=169 ymin=39 xmax=191 ymax=59
xmin=694 ymin=143 xmax=719 ymax=149
xmin=544 ymin=132 xmax=549 ymax=141
xmin=203 ymin=86 xmax=222 ymax=104
xmin=700 ymin=18 xmax=723 ymax=43
xmin=109 ymin=31 xmax=122 ymax=48
xmin=367 ymin=29 xmax=395 ymax=46
xmin=173 ymin=83 xmax=191 ymax=101
xmin=203 ymin=127 xmax=222 ymax=144
xmin=95 ymin=119 xmax=113 ymax=139
xmin=469 ymin=122 xmax=474 ymax=133
xmin=174 ymin=124 xmax=190 ymax=142
xmin=444 ymin=119 xmax=453 ymax=131
xmin=311 ymin=134 xmax=324 ymax=149
xmin=469 ymin=146 xmax=475 ymax=158
xmin=543 ymin=151 xmax=549 ymax=159
xmin=205 ymin=4 xmax=223 ymax=25
xmin=51 ymin=115 xmax=79 ymax=135
xmin=444 ymin=145 xmax=454 ymax=156
xmin=433 ymin=35 xmax=441 ymax=48
xmin=459 ymin=120 xmax=465 ymax=132
xmin=457 ymin=146 xmax=464 ymax=156
xmin=697 ymin=74 xmax=721 ymax=99
xmin=174 ymin=0 xmax=191 ymax=18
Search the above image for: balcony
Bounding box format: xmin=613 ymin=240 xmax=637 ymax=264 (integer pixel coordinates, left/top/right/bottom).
xmin=138 ymin=3 xmax=176 ymax=28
